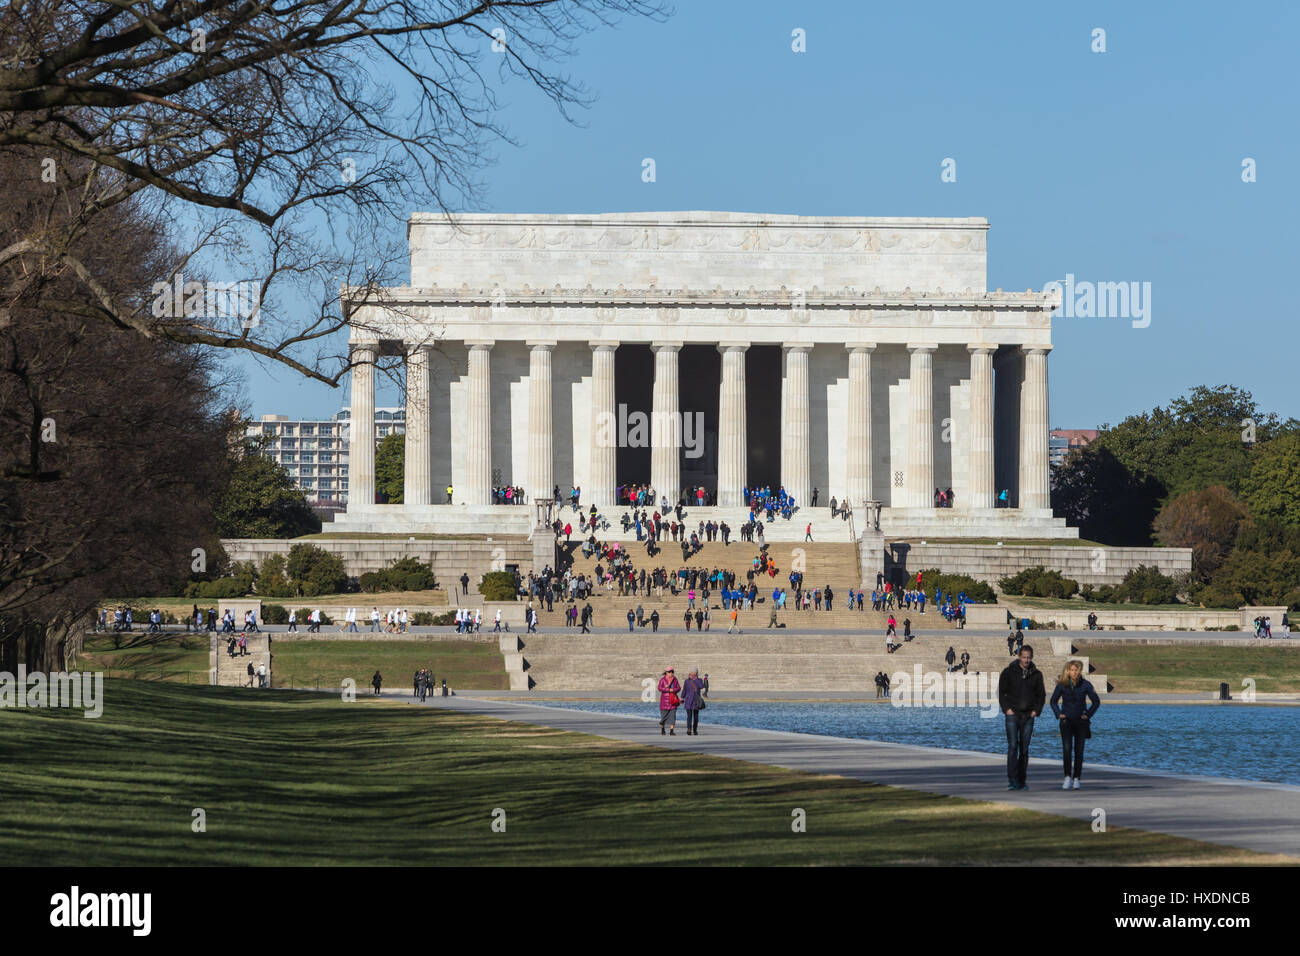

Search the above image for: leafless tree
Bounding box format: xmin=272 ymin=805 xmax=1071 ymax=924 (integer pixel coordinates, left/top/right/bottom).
xmin=0 ymin=0 xmax=669 ymax=384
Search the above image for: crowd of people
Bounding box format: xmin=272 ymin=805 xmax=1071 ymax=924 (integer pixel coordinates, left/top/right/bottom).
xmin=744 ymin=485 xmax=798 ymax=521
xmin=491 ymin=485 xmax=526 ymax=505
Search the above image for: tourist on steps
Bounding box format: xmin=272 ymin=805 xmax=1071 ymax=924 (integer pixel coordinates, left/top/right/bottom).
xmin=1050 ymin=660 xmax=1100 ymax=790
xmin=658 ymin=668 xmax=681 ymax=735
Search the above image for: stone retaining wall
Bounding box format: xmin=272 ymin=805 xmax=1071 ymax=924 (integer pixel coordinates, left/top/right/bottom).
xmin=885 ymin=542 xmax=1192 ymax=588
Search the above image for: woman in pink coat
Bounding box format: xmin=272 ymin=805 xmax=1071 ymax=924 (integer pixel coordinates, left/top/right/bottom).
xmin=658 ymin=667 xmax=681 ymax=735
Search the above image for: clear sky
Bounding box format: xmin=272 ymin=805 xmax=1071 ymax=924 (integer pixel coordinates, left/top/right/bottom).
xmin=238 ymin=0 xmax=1300 ymax=428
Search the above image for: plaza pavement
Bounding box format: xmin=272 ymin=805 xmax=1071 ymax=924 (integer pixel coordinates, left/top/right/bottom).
xmin=406 ymin=692 xmax=1300 ymax=858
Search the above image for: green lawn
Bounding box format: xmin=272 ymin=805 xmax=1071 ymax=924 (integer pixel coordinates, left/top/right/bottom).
xmin=79 ymin=634 xmax=507 ymax=690
xmin=272 ymin=639 xmax=507 ymax=691
xmin=0 ymin=680 xmax=1280 ymax=866
xmin=1077 ymin=642 xmax=1300 ymax=693
xmin=80 ymin=632 xmax=210 ymax=683
xmin=1007 ymin=595 xmax=1234 ymax=612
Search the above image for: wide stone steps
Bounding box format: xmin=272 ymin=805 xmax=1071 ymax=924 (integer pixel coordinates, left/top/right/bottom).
xmin=556 ymin=505 xmax=862 ymax=543
xmin=212 ymin=632 xmax=272 ymax=687
xmin=510 ymin=632 xmax=1103 ymax=693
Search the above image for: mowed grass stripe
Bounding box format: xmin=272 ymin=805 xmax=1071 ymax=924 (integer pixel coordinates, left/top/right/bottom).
xmin=1078 ymin=643 xmax=1300 ymax=693
xmin=79 ymin=635 xmax=508 ymax=690
xmin=0 ymin=680 xmax=1286 ymax=866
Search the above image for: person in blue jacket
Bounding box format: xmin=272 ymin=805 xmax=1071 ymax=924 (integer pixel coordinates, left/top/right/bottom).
xmin=1050 ymin=659 xmax=1101 ymax=790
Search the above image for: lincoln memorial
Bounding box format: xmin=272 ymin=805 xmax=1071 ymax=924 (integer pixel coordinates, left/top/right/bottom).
xmin=329 ymin=211 xmax=1076 ymax=542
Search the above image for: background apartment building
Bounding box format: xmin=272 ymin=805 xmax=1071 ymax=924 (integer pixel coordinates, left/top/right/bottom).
xmin=247 ymin=407 xmax=406 ymax=507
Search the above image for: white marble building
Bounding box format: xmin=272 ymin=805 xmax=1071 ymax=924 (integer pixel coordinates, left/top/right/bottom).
xmin=329 ymin=211 xmax=1075 ymax=540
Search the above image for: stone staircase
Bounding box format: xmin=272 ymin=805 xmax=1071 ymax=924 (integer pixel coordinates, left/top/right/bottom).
xmin=536 ymin=540 xmax=963 ymax=631
xmin=210 ymin=632 xmax=272 ymax=688
xmin=502 ymin=632 xmax=1107 ymax=694
xmin=553 ymin=504 xmax=862 ymax=543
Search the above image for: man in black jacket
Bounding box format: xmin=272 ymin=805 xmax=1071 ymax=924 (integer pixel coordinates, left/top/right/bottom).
xmin=999 ymin=645 xmax=1046 ymax=790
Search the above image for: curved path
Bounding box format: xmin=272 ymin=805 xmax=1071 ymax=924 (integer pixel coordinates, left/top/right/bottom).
xmin=413 ymin=694 xmax=1300 ymax=858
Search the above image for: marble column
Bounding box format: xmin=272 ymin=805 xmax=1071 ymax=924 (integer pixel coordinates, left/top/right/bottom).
xmin=589 ymin=344 xmax=617 ymax=507
xmin=906 ymin=344 xmax=936 ymax=509
xmin=1019 ymin=345 xmax=1052 ymax=511
xmin=464 ymin=341 xmax=493 ymax=506
xmin=348 ymin=342 xmax=376 ymax=509
xmin=650 ymin=343 xmax=681 ymax=506
xmin=845 ymin=345 xmax=874 ymax=506
xmin=716 ymin=344 xmax=748 ymax=507
xmin=526 ymin=341 xmax=555 ymax=508
xmin=403 ymin=343 xmax=432 ymax=505
xmin=780 ymin=344 xmax=811 ymax=507
xmin=967 ymin=345 xmax=996 ymax=510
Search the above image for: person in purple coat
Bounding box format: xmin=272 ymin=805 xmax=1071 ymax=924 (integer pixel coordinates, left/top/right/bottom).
xmin=658 ymin=668 xmax=681 ymax=736
xmin=682 ymin=668 xmax=707 ymax=736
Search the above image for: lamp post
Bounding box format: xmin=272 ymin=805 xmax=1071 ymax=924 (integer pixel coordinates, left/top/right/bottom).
xmin=535 ymin=498 xmax=553 ymax=532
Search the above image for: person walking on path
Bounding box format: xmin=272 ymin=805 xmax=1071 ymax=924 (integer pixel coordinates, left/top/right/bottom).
xmin=728 ymin=605 xmax=740 ymax=633
xmin=371 ymin=671 xmax=383 ymax=696
xmin=682 ymin=668 xmax=706 ymax=736
xmin=460 ymin=572 xmax=470 ymax=595
xmin=805 ymin=522 xmax=813 ymax=542
xmin=999 ymin=645 xmax=1046 ymax=791
xmin=658 ymin=668 xmax=681 ymax=735
xmin=627 ymin=609 xmax=635 ymax=632
xmin=1050 ymin=659 xmax=1101 ymax=790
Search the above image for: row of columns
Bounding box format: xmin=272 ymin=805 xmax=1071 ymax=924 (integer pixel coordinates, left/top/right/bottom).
xmin=347 ymin=340 xmax=1051 ymax=512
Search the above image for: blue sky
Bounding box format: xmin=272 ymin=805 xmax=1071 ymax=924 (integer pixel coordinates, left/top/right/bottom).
xmin=240 ymin=0 xmax=1299 ymax=427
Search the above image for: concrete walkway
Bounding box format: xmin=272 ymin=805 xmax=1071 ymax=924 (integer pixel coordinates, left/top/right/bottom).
xmin=412 ymin=694 xmax=1300 ymax=858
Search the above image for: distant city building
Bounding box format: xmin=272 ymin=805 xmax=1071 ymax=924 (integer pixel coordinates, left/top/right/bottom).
xmin=246 ymin=407 xmax=405 ymax=505
xmin=1049 ymin=428 xmax=1099 ymax=467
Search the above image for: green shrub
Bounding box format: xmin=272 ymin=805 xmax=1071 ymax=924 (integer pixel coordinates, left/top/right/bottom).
xmin=412 ymin=611 xmax=453 ymax=627
xmin=479 ymin=570 xmax=518 ymax=601
xmin=1081 ymin=565 xmax=1181 ymax=605
xmin=998 ymin=566 xmax=1079 ymax=599
xmin=359 ymin=557 xmax=438 ymax=593
xmin=184 ymin=577 xmax=248 ymax=599
xmin=915 ymin=569 xmax=996 ymax=604
xmin=262 ymin=604 xmax=289 ymax=625
xmin=257 ymin=554 xmax=295 ymax=597
xmin=294 ymin=608 xmax=334 ymax=626
xmin=286 ymin=543 xmax=348 ymax=596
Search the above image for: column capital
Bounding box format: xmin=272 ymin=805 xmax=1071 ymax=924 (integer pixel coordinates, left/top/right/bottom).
xmin=1021 ymin=344 xmax=1053 ymax=355
xmin=350 ymin=341 xmax=379 ymax=358
xmin=966 ymin=343 xmax=997 ymax=355
xmin=782 ymin=343 xmax=813 ymax=353
xmin=845 ymin=343 xmax=877 ymax=354
xmin=525 ymin=340 xmax=557 ymax=350
xmin=465 ymin=340 xmax=495 ymax=351
xmin=650 ymin=341 xmax=683 ymax=352
xmin=590 ymin=342 xmax=618 ymax=353
xmin=716 ymin=342 xmax=750 ymax=353
xmin=907 ymin=343 xmax=939 ymax=354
